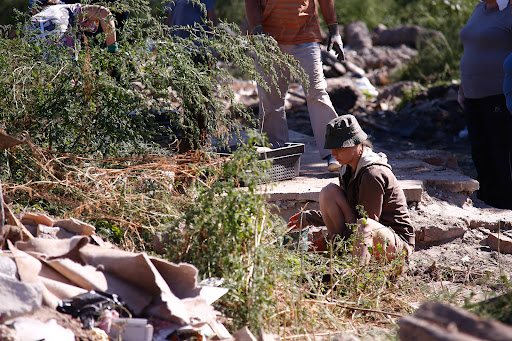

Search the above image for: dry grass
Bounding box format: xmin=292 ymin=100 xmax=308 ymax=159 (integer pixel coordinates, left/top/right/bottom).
xmin=2 ymin=141 xmax=227 ymax=249
xmin=261 ymin=248 xmax=430 ymax=340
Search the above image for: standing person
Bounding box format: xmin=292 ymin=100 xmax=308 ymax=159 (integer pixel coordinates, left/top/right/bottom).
xmin=244 ymin=0 xmax=345 ymax=172
xmin=163 ymin=0 xmax=217 ymax=39
xmin=288 ymin=115 xmax=415 ymax=263
xmin=458 ymin=0 xmax=512 ymax=209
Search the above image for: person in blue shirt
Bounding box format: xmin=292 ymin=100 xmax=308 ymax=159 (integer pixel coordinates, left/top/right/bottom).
xmin=163 ymin=0 xmax=217 ymax=39
xmin=161 ymin=0 xmax=218 ymax=152
xmin=504 ymin=53 xmax=512 ymax=115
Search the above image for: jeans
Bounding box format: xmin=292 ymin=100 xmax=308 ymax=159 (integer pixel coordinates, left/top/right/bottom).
xmin=256 ymin=42 xmax=338 ymax=159
xmin=465 ymin=94 xmax=512 ymax=209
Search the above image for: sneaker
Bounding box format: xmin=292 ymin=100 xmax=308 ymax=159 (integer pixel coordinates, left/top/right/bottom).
xmin=327 ymin=155 xmax=340 ymax=172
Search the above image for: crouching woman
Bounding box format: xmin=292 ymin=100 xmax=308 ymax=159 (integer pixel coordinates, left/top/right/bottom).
xmin=289 ymin=115 xmax=415 ymax=263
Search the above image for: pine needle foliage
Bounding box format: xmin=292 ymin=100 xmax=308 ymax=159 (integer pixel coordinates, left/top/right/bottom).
xmin=0 ymin=0 xmax=305 ymax=156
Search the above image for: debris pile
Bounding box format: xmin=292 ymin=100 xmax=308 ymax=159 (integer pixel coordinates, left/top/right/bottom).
xmin=0 ymin=131 xmax=235 ymax=340
xmin=0 ymin=223 xmax=231 ymax=340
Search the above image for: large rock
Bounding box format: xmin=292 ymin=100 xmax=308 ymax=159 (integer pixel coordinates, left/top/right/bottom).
xmin=398 ymin=302 xmax=512 ymax=341
xmin=487 ymin=232 xmax=512 ymax=254
xmin=0 ymin=274 xmax=43 ymax=318
xmin=344 ymin=20 xmax=373 ymax=50
xmin=375 ymin=25 xmax=428 ymax=48
xmin=377 ymin=81 xmax=423 ymax=101
xmin=356 ymin=45 xmax=417 ymax=70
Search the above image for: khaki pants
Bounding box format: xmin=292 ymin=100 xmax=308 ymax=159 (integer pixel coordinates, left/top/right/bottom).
xmin=256 ymin=42 xmax=338 ymax=159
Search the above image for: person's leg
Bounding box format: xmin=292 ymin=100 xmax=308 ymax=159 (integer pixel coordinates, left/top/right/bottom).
xmin=465 ymin=98 xmax=492 ymax=203
xmin=285 ymin=42 xmax=338 ymax=159
xmin=80 ymin=5 xmax=116 ymax=46
xmin=255 ymin=51 xmax=291 ymax=148
xmin=354 ymin=218 xmax=411 ymax=264
xmin=478 ymin=95 xmax=512 ymax=208
xmin=319 ymin=183 xmax=356 ymax=239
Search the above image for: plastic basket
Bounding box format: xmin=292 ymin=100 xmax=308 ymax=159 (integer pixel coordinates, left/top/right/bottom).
xmin=259 ymin=143 xmax=305 ymax=182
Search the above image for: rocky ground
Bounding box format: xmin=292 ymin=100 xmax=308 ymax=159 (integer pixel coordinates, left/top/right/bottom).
xmin=231 ymin=21 xmax=512 ymax=339
xmin=281 ymin=78 xmax=512 ymax=339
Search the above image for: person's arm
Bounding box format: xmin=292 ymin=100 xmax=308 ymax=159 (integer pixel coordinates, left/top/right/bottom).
xmin=317 ymin=0 xmax=345 ymax=61
xmin=244 ymin=0 xmax=264 ymax=34
xmin=317 ymin=0 xmax=337 ymax=26
xmin=81 ymin=5 xmax=116 ymax=47
xmin=458 ymin=84 xmax=465 ymax=108
xmin=357 ymin=172 xmax=385 ymax=221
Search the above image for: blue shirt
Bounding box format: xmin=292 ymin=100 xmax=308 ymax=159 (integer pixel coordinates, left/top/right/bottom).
xmin=29 ymin=0 xmax=65 ymax=9
xmin=503 ymin=53 xmax=512 ymax=114
xmin=163 ymin=0 xmax=216 ymax=39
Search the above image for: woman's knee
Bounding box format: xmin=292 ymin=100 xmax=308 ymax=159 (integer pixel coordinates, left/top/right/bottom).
xmin=320 ymin=183 xmax=341 ymax=196
xmin=319 ymin=183 xmax=343 ymax=203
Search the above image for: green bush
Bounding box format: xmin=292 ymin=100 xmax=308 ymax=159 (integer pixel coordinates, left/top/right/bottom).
xmin=336 ymin=0 xmax=400 ymax=29
xmin=163 ymin=136 xmax=286 ymax=329
xmin=0 ymin=0 xmax=305 ymax=156
xmin=392 ymin=32 xmax=457 ymax=84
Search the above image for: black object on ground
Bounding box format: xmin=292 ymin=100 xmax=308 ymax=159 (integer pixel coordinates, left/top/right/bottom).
xmin=57 ymin=290 xmax=128 ymax=329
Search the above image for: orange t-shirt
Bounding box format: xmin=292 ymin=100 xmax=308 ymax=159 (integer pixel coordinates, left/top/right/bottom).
xmin=260 ymin=0 xmax=323 ymax=45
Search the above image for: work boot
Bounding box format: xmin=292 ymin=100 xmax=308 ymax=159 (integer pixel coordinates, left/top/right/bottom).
xmin=327 ymin=155 xmax=340 ymax=172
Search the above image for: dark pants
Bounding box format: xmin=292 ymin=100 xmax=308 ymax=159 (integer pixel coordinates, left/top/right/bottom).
xmin=465 ymin=94 xmax=512 ymax=209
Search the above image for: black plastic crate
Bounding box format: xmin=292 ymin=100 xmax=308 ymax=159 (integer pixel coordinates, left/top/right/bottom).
xmin=259 ymin=143 xmax=305 ymax=182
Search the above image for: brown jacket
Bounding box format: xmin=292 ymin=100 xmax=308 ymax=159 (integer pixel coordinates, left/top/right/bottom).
xmin=341 ymin=151 xmax=415 ymax=247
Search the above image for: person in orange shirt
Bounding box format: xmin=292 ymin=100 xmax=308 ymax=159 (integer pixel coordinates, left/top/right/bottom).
xmin=245 ymin=0 xmax=345 ymax=172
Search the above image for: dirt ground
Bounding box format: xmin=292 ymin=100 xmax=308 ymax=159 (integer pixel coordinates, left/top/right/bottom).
xmin=408 ymin=189 xmax=512 ymax=306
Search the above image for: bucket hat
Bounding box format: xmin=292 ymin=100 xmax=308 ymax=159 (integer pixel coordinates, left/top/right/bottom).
xmin=324 ymin=114 xmax=368 ymax=149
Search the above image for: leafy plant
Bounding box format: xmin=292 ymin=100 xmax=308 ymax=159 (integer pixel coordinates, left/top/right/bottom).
xmin=392 ymin=31 xmax=458 ymax=85
xmin=163 ymin=135 xmax=285 ymax=329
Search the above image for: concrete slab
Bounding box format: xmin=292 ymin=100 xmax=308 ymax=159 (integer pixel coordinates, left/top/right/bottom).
xmin=258 ymin=130 xmax=478 ymax=206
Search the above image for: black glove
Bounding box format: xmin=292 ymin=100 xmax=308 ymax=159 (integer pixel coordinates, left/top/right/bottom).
xmin=327 ymin=23 xmax=345 ymax=62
